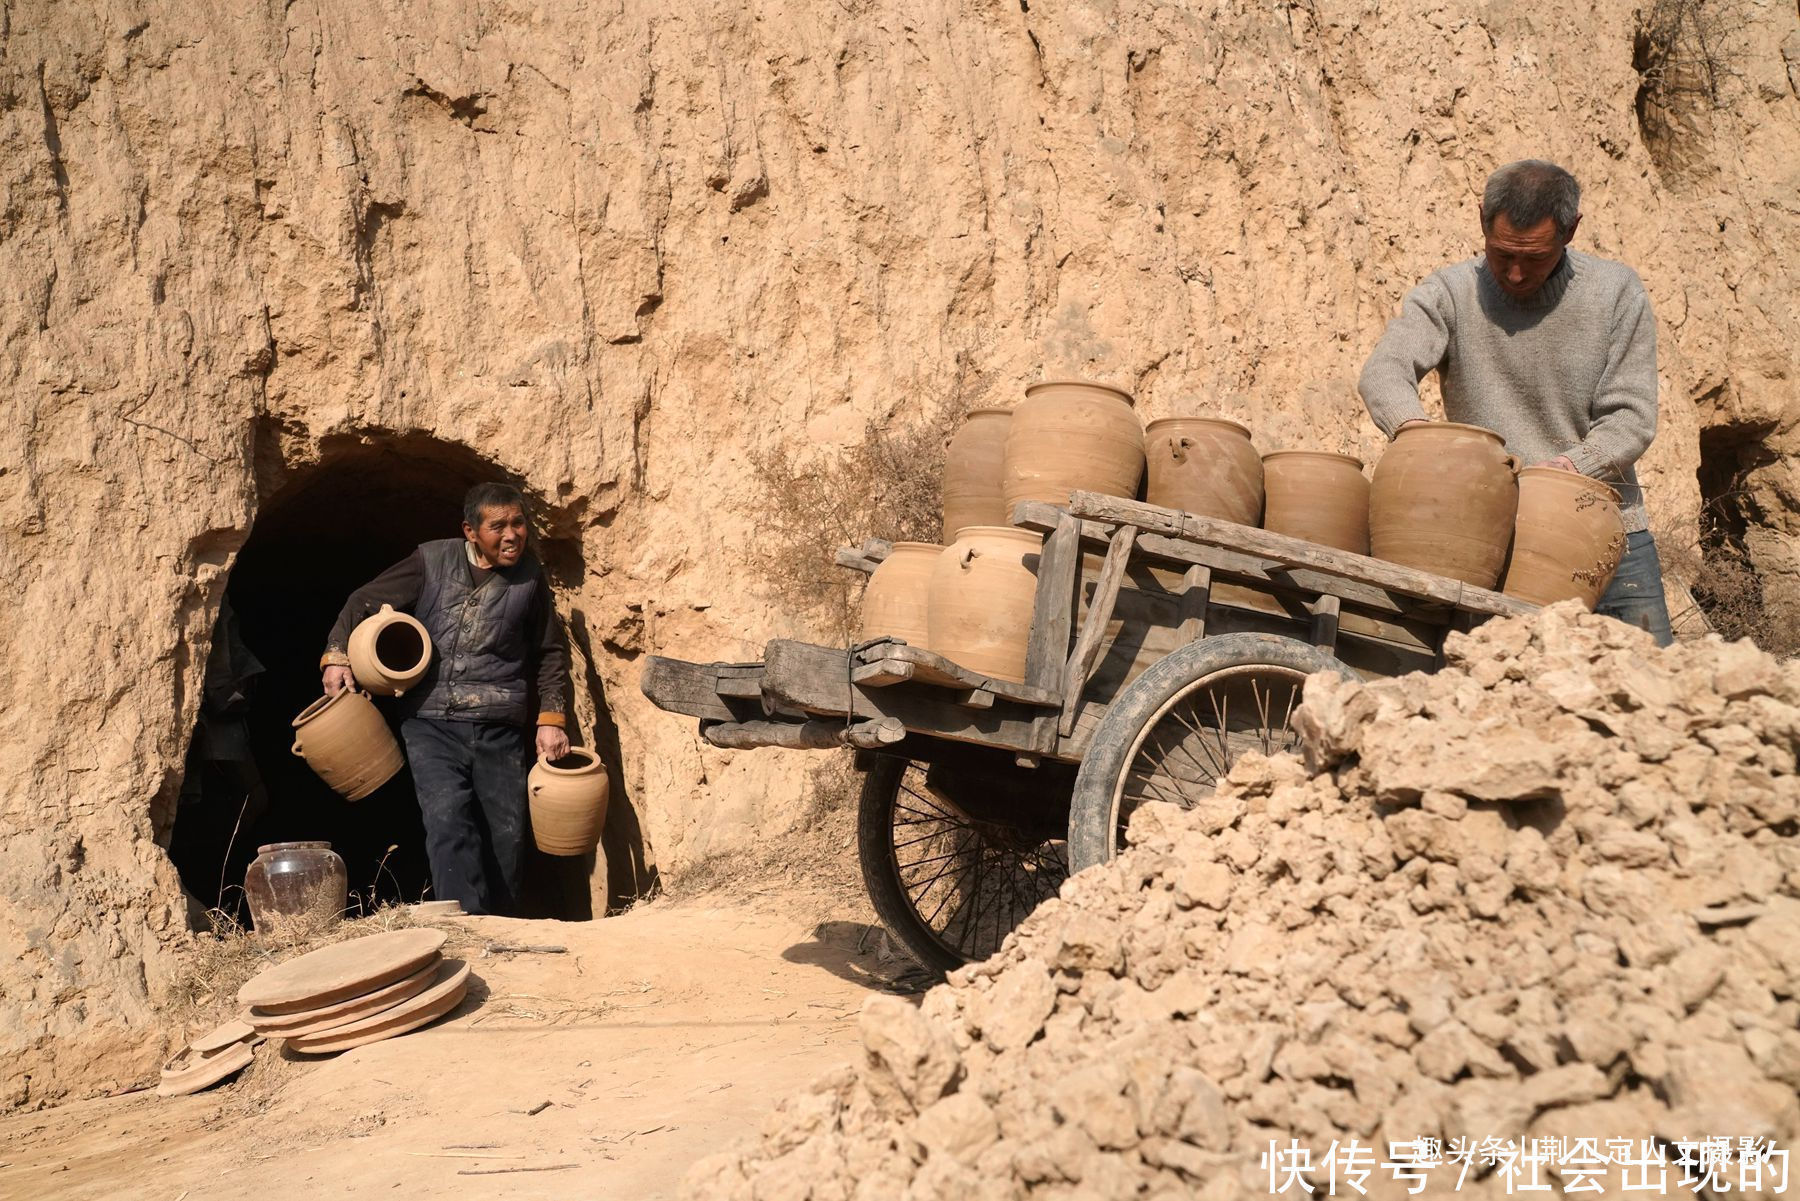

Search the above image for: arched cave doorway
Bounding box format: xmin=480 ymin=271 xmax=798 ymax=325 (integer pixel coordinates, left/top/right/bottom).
xmin=167 ymin=435 xmax=601 ymax=924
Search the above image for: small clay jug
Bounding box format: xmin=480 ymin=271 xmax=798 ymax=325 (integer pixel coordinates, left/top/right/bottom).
xmin=1144 ymin=417 xmax=1263 ymax=525
xmin=1002 ymin=380 xmax=1144 ymax=511
xmin=529 ymin=748 xmax=610 ymax=856
xmin=244 ymin=841 xmax=349 ymax=929
xmin=941 ymin=409 xmax=1012 ymax=541
xmin=1503 ymin=468 xmax=1627 ymax=608
xmin=1262 ymin=451 xmax=1371 ymax=554
xmin=291 ymin=689 xmax=405 ymax=801
xmin=927 ymin=526 xmax=1042 ymax=683
xmin=347 ymin=604 xmax=432 ymax=697
xmin=860 ymin=542 xmax=942 ymax=648
xmin=1369 ymin=422 xmax=1520 ymax=588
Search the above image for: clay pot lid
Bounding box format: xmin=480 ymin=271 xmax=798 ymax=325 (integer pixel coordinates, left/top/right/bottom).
xmin=1393 ymin=419 xmax=1504 ymax=442
xmin=1024 ymin=378 xmax=1136 ymax=405
xmin=410 ymin=899 xmax=465 ymax=917
xmin=1145 ymin=415 xmax=1253 ymax=439
xmin=237 ymin=928 xmax=447 ymax=1014
xmin=536 ymin=747 xmax=602 ymax=775
xmin=1518 ymin=465 xmax=1622 ymax=504
xmin=187 ymin=1018 xmax=257 ymax=1055
xmin=1262 ymin=449 xmax=1365 ymax=468
xmin=284 ymin=959 xmax=473 ymax=1054
xmin=247 ymin=955 xmax=442 ymax=1035
xmin=157 ymin=1039 xmax=255 ymax=1098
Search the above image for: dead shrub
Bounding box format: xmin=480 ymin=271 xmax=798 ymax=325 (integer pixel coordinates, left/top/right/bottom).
xmin=1655 ymin=494 xmax=1800 ymax=657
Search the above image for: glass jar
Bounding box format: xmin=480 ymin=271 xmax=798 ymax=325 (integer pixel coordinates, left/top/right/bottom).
xmin=244 ymin=841 xmax=348 ymax=930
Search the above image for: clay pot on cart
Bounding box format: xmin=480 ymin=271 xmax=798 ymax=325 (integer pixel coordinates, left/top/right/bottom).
xmin=941 ymin=409 xmax=1013 ymax=541
xmin=860 ymin=542 xmax=943 ymax=649
xmin=927 ymin=526 xmax=1042 ymax=684
xmin=1369 ymin=422 xmax=1520 ymax=589
xmin=529 ymin=747 xmax=610 ymax=856
xmin=291 ymin=689 xmax=404 ymax=801
xmin=1502 ymin=468 xmax=1627 ymax=608
xmin=1002 ymin=380 xmax=1144 ymax=511
xmin=244 ymin=841 xmax=349 ymax=929
xmin=347 ymin=604 xmax=432 ymax=697
xmin=1144 ymin=417 xmax=1264 ymax=525
xmin=1261 ymin=450 xmax=1371 ymax=554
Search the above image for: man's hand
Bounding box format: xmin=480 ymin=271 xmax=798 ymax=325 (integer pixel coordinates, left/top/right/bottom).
xmin=1536 ymin=455 xmax=1578 ymax=472
xmin=537 ymin=724 xmax=571 ymax=760
xmin=323 ymin=665 xmax=356 ymax=695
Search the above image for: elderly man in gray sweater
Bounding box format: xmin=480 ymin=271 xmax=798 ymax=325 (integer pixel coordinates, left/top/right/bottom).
xmin=1358 ymin=159 xmax=1673 ymax=646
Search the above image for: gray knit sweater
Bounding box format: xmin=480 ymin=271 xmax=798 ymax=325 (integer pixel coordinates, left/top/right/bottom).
xmin=1358 ymin=248 xmax=1658 ymax=532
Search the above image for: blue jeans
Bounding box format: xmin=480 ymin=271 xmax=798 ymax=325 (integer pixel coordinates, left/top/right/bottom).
xmin=1595 ymin=530 xmax=1674 ymax=647
xmin=401 ymin=718 xmax=530 ymax=915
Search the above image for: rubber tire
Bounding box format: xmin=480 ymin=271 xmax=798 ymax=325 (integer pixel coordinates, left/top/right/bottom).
xmin=1066 ymin=632 xmax=1353 ymax=873
xmin=856 ymin=754 xmax=967 ymax=977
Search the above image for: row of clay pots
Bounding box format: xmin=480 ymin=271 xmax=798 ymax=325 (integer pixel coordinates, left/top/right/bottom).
xmin=860 ymin=527 xmax=1042 ymax=683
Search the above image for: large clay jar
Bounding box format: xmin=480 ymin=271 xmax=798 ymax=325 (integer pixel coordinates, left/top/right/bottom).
xmin=244 ymin=841 xmax=349 ymax=929
xmin=529 ymin=748 xmax=610 ymax=856
xmin=347 ymin=603 xmax=432 ymax=697
xmin=1262 ymin=451 xmax=1371 ymax=554
xmin=941 ymin=409 xmax=1012 ymax=541
xmin=1144 ymin=417 xmax=1263 ymax=525
xmin=1370 ymin=422 xmax=1520 ymax=588
xmin=1503 ymin=468 xmax=1627 ymax=608
xmin=1002 ymin=380 xmax=1144 ymax=511
xmin=860 ymin=542 xmax=942 ymax=648
xmin=290 ymin=689 xmax=404 ymax=801
xmin=927 ymin=526 xmax=1041 ymax=684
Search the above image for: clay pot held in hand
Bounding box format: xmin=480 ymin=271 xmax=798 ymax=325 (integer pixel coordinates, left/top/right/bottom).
xmin=1370 ymin=422 xmax=1520 ymax=588
xmin=1002 ymin=380 xmax=1144 ymax=511
xmin=1144 ymin=417 xmax=1263 ymax=525
xmin=529 ymin=747 xmax=610 ymax=856
xmin=291 ymin=689 xmax=404 ymax=801
xmin=860 ymin=542 xmax=942 ymax=648
xmin=1262 ymin=451 xmax=1371 ymax=554
xmin=244 ymin=841 xmax=348 ymax=930
xmin=1503 ymin=467 xmax=1627 ymax=608
xmin=927 ymin=526 xmax=1042 ymax=684
xmin=347 ymin=604 xmax=432 ymax=697
xmin=941 ymin=409 xmax=1012 ymax=541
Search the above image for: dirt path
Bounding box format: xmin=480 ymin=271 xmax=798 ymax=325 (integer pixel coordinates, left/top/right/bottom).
xmin=0 ymin=898 xmax=917 ymax=1200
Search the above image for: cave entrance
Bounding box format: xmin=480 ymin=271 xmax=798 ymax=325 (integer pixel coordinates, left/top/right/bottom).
xmin=167 ymin=436 xmax=593 ymax=924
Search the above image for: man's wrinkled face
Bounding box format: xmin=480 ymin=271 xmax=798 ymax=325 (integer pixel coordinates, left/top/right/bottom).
xmin=464 ymin=504 xmax=527 ymax=568
xmin=1483 ymin=212 xmax=1571 ymax=300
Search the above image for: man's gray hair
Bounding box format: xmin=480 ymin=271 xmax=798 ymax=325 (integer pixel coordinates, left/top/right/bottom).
xmin=463 ymin=481 xmax=528 ymax=528
xmin=1481 ymin=160 xmax=1581 ymax=241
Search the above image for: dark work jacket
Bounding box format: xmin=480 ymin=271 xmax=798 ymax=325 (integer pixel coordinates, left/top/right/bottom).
xmin=402 ymin=539 xmax=545 ymax=726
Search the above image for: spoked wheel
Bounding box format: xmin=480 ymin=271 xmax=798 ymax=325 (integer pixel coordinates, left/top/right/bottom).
xmin=1067 ymin=633 xmax=1353 ymax=872
xmin=857 ymin=754 xmax=1071 ymax=976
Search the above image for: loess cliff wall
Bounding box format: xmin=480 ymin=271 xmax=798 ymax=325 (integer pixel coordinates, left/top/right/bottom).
xmin=2 ymin=0 xmax=1796 ymax=1107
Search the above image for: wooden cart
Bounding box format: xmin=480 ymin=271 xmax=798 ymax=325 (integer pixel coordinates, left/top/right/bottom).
xmin=642 ymin=490 xmax=1535 ymax=974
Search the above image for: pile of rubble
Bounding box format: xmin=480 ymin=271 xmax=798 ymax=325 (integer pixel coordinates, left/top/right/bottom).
xmin=684 ymin=605 xmax=1800 ymax=1200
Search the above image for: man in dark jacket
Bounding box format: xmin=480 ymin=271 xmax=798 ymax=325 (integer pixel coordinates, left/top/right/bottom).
xmin=320 ymin=482 xmax=571 ymax=915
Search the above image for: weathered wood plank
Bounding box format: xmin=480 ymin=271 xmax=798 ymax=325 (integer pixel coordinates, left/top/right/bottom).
xmin=851 ymin=640 xmax=1060 ymax=707
xmin=702 ymin=717 xmax=906 ymax=750
xmin=833 ymin=539 xmax=894 ymax=575
xmin=1061 ymin=492 xmax=1536 ymax=618
xmin=1025 ymin=514 xmax=1082 ymax=754
xmin=1176 ymin=563 xmax=1211 ymax=644
xmin=1310 ymin=594 xmax=1342 ymax=651
xmin=1059 ymin=523 xmax=1138 ymax=737
xmin=850 ymin=658 xmax=915 ymax=686
xmin=640 ymin=656 xmax=745 ymax=723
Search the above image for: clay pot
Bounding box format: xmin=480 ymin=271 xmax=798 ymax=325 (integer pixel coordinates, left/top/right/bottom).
xmin=1262 ymin=451 xmax=1371 ymax=554
xmin=291 ymin=689 xmax=404 ymax=801
xmin=1503 ymin=468 xmax=1627 ymax=608
xmin=244 ymin=841 xmax=349 ymax=930
xmin=1144 ymin=417 xmax=1263 ymax=525
xmin=860 ymin=542 xmax=942 ymax=648
xmin=347 ymin=603 xmax=432 ymax=696
xmin=1370 ymin=422 xmax=1520 ymax=588
xmin=927 ymin=526 xmax=1041 ymax=684
xmin=529 ymin=747 xmax=610 ymax=856
xmin=941 ymin=409 xmax=1012 ymax=540
xmin=1002 ymin=380 xmax=1144 ymax=510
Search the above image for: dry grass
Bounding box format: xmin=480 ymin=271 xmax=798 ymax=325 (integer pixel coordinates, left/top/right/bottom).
xmin=1654 ymin=496 xmax=1800 ymax=656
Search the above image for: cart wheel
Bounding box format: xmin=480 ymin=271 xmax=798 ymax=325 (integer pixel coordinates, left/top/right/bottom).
xmin=1066 ymin=633 xmax=1352 ymax=872
xmin=857 ymin=755 xmax=1070 ymax=976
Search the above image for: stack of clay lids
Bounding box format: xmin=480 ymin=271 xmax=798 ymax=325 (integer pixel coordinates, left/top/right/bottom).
xmin=157 ymin=1019 xmax=260 ymax=1098
xmin=238 ymin=928 xmax=473 ymax=1053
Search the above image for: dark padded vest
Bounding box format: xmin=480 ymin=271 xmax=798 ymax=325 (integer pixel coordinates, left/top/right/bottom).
xmin=403 ymin=539 xmax=542 ymax=726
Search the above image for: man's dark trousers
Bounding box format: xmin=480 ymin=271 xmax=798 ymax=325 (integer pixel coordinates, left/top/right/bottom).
xmin=402 ymin=717 xmax=530 ymax=915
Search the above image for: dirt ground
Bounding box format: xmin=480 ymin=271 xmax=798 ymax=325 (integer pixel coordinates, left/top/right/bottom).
xmin=0 ymin=894 xmax=924 ymax=1200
